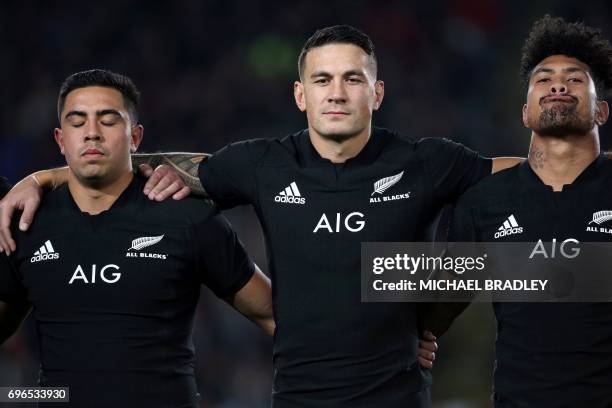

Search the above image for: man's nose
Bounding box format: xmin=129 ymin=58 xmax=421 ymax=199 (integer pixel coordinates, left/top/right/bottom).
xmin=327 ymin=80 xmax=347 ymax=103
xmin=549 ymin=80 xmax=567 ymax=94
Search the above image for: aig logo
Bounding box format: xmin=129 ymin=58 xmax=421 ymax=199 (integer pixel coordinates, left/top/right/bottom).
xmin=313 ymin=212 xmax=365 ymax=233
xmin=69 ymin=264 xmax=121 ymax=284
xmin=529 ymin=238 xmax=580 ymax=259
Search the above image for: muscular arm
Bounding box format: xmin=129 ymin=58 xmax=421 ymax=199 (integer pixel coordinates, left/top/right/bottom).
xmin=132 ymin=153 xmax=209 ymax=197
xmin=224 ymin=266 xmax=274 ymax=336
xmin=0 ymin=300 xmax=31 ymax=345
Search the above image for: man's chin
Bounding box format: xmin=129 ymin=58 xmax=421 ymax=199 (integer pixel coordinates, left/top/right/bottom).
xmin=72 ymin=171 xmax=109 ymax=188
xmin=535 ymin=123 xmax=593 ymax=138
xmin=317 ymin=126 xmax=364 ymax=143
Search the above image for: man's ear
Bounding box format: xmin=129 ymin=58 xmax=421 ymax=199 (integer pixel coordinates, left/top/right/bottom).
xmin=522 ymin=104 xmax=529 ymax=128
xmin=130 ymin=124 xmax=144 ymax=153
xmin=373 ymin=80 xmax=384 ymax=111
xmin=595 ymin=100 xmax=609 ymax=126
xmin=54 ymin=128 xmax=65 ymax=155
xmin=294 ymin=81 xmax=307 ymax=112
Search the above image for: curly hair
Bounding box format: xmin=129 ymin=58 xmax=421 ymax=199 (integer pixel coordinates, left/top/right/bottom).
xmin=520 ymin=15 xmax=612 ymax=97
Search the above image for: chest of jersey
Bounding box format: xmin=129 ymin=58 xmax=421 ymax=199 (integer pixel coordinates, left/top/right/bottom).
xmin=475 ymin=188 xmax=612 ymax=243
xmin=256 ymin=161 xmax=444 ymax=245
xmin=16 ymin=219 xmax=199 ymax=316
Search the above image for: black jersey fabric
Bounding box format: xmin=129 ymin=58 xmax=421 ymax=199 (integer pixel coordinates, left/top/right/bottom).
xmin=199 ymin=127 xmax=492 ymax=407
xmin=0 ymin=175 xmax=256 ymax=408
xmin=0 ymin=177 xmax=11 ymax=198
xmin=449 ymin=155 xmax=612 ymax=407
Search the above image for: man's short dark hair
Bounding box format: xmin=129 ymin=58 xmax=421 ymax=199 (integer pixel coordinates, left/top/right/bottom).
xmin=298 ymin=25 xmax=377 ymax=79
xmin=520 ymin=15 xmax=612 ymax=98
xmin=57 ymin=69 xmax=141 ymax=123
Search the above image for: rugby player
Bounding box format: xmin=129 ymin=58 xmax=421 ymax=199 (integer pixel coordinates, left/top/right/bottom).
xmin=1 ymin=27 xmax=517 ymax=406
xmin=439 ymin=16 xmax=612 ymax=407
xmin=0 ymin=70 xmax=274 ymax=407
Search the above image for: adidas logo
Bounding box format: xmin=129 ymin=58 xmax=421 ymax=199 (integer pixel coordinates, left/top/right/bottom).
xmin=494 ymin=214 xmax=523 ymax=239
xmin=31 ymin=240 xmax=60 ymax=263
xmin=274 ymin=182 xmax=306 ymax=205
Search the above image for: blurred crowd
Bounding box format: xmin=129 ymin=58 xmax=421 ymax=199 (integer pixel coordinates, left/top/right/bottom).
xmin=1 ymin=0 xmax=612 ymax=407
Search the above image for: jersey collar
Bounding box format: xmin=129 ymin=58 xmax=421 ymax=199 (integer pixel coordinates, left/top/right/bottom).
xmin=297 ymin=127 xmax=390 ymax=167
xmin=518 ymin=153 xmax=607 ymax=191
xmin=61 ymin=174 xmax=143 ymax=216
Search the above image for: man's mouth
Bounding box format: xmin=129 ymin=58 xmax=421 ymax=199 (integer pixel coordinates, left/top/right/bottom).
xmin=81 ymin=148 xmax=104 ymax=158
xmin=541 ymin=95 xmax=577 ymax=105
xmin=324 ymin=111 xmax=349 ymax=116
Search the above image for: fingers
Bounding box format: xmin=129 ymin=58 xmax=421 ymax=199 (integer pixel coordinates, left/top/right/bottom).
xmin=418 ymin=330 xmax=438 ymax=369
xmin=143 ymin=165 xmax=187 ymax=201
xmin=418 ymin=356 xmax=433 ymax=369
xmin=418 ymin=341 xmax=437 ymax=369
xmin=0 ymin=175 xmax=43 ymax=255
xmin=19 ymin=196 xmax=41 ymax=231
xmin=172 ymin=186 xmax=191 ymax=200
xmin=143 ymin=165 xmax=167 ymax=196
xmin=138 ymin=164 xmax=153 ymax=178
xmin=0 ymin=200 xmax=16 ymax=254
xmin=420 ymin=331 xmax=438 ymax=352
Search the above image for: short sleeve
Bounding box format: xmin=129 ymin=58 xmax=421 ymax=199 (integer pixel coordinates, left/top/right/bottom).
xmin=198 ymin=140 xmax=268 ymax=209
xmin=418 ymin=138 xmax=491 ymax=203
xmin=193 ymin=214 xmax=256 ymax=298
xmin=0 ymin=253 xmax=27 ymax=304
xmin=448 ymin=198 xmax=480 ymax=242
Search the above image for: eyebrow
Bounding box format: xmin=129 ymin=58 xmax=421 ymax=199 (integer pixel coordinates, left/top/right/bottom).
xmin=64 ymin=109 xmax=123 ymax=121
xmin=532 ymin=66 xmax=587 ymax=76
xmin=309 ymin=69 xmax=367 ymax=79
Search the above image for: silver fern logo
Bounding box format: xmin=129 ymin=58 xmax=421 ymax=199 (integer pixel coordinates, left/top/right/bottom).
xmin=126 ymin=235 xmax=168 ymax=260
xmin=370 ymin=171 xmax=411 ymax=204
xmin=129 ymin=235 xmax=164 ymax=250
xmin=372 ymin=171 xmax=404 ymax=196
xmin=586 ymin=211 xmax=612 ymax=235
xmin=589 ymin=211 xmax=612 ymax=225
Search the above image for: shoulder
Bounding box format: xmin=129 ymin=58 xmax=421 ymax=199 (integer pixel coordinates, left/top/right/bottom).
xmin=215 ymin=134 xmax=298 ymax=162
xmin=132 ymin=177 xmax=219 ymax=225
xmin=375 ymin=130 xmax=470 ymax=159
xmin=413 ymin=137 xmax=471 ymax=157
xmin=454 ymin=164 xmax=520 ymax=210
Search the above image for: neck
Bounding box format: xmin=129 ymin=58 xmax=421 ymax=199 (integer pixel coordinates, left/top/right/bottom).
xmin=527 ymin=130 xmax=600 ymax=191
xmin=309 ymin=126 xmax=371 ymax=163
xmin=68 ymin=171 xmax=133 ymax=214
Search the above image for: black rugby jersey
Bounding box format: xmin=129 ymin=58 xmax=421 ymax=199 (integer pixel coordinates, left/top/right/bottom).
xmin=199 ymin=127 xmax=492 ymax=407
xmin=0 ymin=175 xmax=255 ymax=408
xmin=0 ymin=177 xmax=10 ymax=198
xmin=449 ymin=155 xmax=612 ymax=407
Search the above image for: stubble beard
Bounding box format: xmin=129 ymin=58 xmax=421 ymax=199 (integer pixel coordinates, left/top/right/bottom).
xmin=534 ymin=105 xmax=594 ymax=138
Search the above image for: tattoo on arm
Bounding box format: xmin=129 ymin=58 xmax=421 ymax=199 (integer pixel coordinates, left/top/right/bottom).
xmin=529 ymin=148 xmax=545 ymax=169
xmin=132 ymin=153 xmax=210 ymax=196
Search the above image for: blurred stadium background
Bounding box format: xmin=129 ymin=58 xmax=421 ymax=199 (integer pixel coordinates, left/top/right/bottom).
xmin=1 ymin=0 xmax=611 ymax=407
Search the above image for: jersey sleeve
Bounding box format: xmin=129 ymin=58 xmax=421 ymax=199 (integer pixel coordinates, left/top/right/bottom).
xmin=419 ymin=138 xmax=492 ymax=204
xmin=198 ymin=140 xmax=268 ymax=209
xmin=419 ymin=196 xmax=480 ymax=336
xmin=192 ymin=214 xmax=256 ymax=298
xmin=0 ymin=254 xmax=27 ymax=304
xmin=448 ymin=197 xmax=480 ymax=242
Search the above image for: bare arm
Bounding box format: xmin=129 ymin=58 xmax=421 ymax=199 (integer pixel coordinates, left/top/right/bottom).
xmin=132 ymin=153 xmax=209 ymax=197
xmin=491 ymin=157 xmax=524 ymax=174
xmin=224 ymin=265 xmax=274 ymax=336
xmin=0 ymin=300 xmax=31 ymax=345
